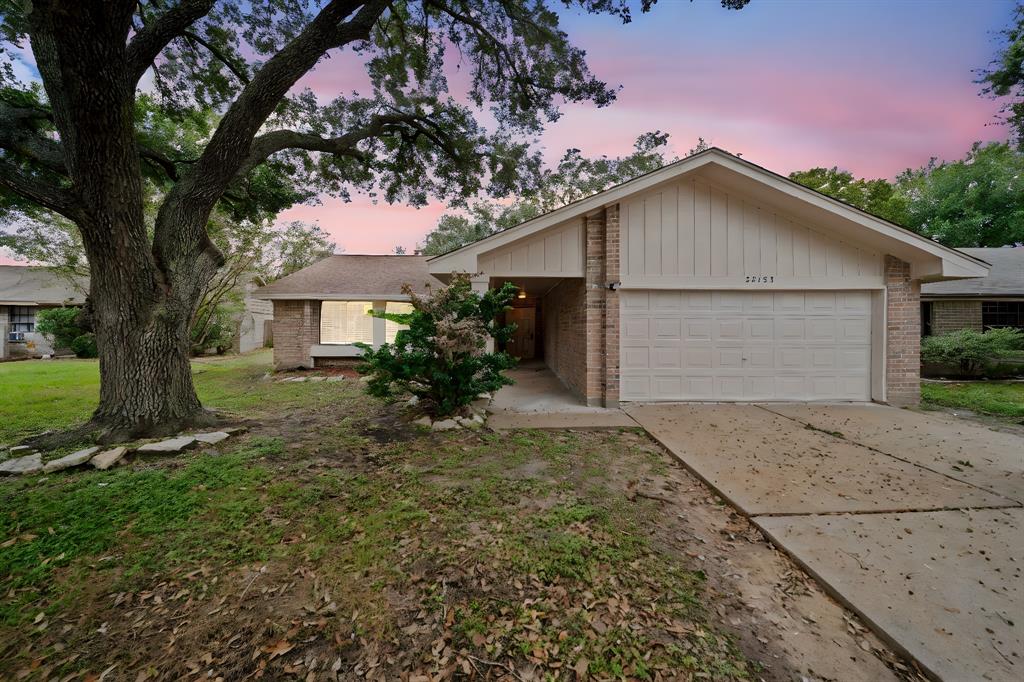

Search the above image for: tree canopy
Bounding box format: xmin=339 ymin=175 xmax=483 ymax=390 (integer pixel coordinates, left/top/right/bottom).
xmin=0 ymin=0 xmax=750 ymax=440
xmin=789 ymin=142 xmax=1024 ymax=248
xmin=419 ymin=131 xmax=707 ymax=255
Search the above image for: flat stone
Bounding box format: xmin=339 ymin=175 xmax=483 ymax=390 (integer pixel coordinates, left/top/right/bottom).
xmin=192 ymin=431 xmax=230 ymax=444
xmin=326 ymin=376 xmax=346 ymax=382
xmin=431 ymin=418 xmax=460 ymax=431
xmin=42 ymin=446 xmax=100 ymax=473
xmin=308 ymin=376 xmax=326 ymax=382
xmin=0 ymin=453 xmax=43 ymax=475
xmin=90 ymin=447 xmax=127 ymax=470
xmin=285 ymin=376 xmax=308 ymax=383
xmin=222 ymin=427 xmax=248 ymax=435
xmin=412 ymin=416 xmax=432 ymax=427
xmin=9 ymin=445 xmax=33 ymax=455
xmin=136 ymin=436 xmax=197 ymax=453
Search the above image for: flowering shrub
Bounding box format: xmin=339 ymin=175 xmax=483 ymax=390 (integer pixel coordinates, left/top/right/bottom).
xmin=357 ymin=273 xmax=517 ymax=416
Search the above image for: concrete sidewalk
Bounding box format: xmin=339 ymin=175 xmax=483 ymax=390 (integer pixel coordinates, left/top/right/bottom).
xmin=626 ymin=403 xmax=1022 ymax=682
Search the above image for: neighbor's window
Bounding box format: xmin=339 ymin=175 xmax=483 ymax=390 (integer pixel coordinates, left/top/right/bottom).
xmin=320 ymin=301 xmax=374 ymax=344
xmin=384 ymin=302 xmax=414 ymax=343
xmin=9 ymin=306 xmax=35 ymax=333
xmin=982 ymin=301 xmax=1024 ymax=330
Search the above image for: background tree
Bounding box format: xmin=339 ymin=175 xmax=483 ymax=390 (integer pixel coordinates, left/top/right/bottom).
xmin=981 ymin=2 xmax=1024 ymax=147
xmin=897 ymin=142 xmax=1024 ymax=247
xmin=266 ymin=221 xmax=337 ymax=279
xmin=790 ymin=142 xmax=1024 ymax=248
xmin=787 ymin=167 xmax=907 ymax=225
xmin=420 ymin=130 xmax=683 ymax=255
xmin=0 ymin=0 xmax=749 ymax=441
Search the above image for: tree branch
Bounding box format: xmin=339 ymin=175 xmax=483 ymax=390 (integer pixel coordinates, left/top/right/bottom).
xmin=235 ymin=109 xmax=470 ymax=182
xmin=126 ymin=0 xmax=217 ymax=85
xmin=182 ymin=29 xmax=250 ymax=85
xmin=0 ymin=158 xmax=79 ymax=220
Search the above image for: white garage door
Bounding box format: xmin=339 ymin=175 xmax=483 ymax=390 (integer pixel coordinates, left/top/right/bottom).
xmin=620 ymin=290 xmax=872 ymax=401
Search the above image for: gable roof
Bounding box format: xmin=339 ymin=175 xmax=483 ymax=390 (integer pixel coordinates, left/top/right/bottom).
xmin=254 ymin=255 xmax=436 ymax=300
xmin=0 ymin=265 xmax=86 ymax=306
xmin=921 ymin=247 xmax=1024 ymax=298
xmin=428 ymin=147 xmax=988 ymax=281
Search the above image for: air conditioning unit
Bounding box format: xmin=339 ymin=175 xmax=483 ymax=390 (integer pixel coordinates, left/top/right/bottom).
xmin=8 ymin=331 xmax=25 ymax=342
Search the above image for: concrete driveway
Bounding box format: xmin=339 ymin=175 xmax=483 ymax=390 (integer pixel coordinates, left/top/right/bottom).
xmin=626 ymin=403 xmax=1023 ymax=682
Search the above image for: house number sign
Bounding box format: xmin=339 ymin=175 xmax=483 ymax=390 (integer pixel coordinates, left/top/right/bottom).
xmin=744 ymin=275 xmax=775 ymax=284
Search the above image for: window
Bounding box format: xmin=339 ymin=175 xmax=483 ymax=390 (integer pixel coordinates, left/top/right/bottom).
xmin=9 ymin=306 xmax=35 ymax=333
xmin=384 ymin=302 xmax=414 ymax=343
xmin=982 ymin=301 xmax=1024 ymax=330
xmin=320 ymin=301 xmax=374 ymax=344
xmin=921 ymin=302 xmax=933 ymax=337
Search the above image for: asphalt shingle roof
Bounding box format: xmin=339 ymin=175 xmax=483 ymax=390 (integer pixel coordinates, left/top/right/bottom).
xmin=921 ymin=247 xmax=1024 ymax=297
xmin=0 ymin=265 xmax=86 ymax=305
xmin=254 ymin=255 xmax=437 ymax=299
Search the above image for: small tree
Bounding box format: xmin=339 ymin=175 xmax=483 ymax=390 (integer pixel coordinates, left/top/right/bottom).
xmin=921 ymin=328 xmax=1024 ymax=376
xmin=358 ymin=274 xmax=517 ymax=417
xmin=34 ymin=307 xmax=97 ymax=358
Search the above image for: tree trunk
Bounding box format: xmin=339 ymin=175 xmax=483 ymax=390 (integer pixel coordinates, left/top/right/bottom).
xmin=82 ymin=217 xmax=219 ymax=442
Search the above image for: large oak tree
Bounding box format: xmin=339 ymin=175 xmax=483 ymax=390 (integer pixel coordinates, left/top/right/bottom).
xmin=0 ymin=0 xmax=744 ymax=441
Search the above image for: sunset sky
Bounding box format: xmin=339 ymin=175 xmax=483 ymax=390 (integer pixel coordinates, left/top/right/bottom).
xmin=1 ymin=0 xmax=1018 ymax=262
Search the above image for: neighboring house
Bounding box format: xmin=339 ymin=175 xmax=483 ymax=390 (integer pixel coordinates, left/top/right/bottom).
xmin=0 ymin=265 xmax=86 ymax=359
xmin=920 ymin=247 xmax=1024 ymax=336
xmin=427 ymin=148 xmax=987 ymax=407
xmin=254 ymin=255 xmax=432 ymax=368
xmin=234 ymin=277 xmax=275 ymax=354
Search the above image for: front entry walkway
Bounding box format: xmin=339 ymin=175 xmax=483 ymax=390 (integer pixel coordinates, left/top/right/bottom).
xmin=488 ymin=363 xmax=636 ymax=430
xmin=626 ymin=403 xmax=1022 ymax=682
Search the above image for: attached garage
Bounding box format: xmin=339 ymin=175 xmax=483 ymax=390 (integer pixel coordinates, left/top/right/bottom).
xmin=428 ymin=148 xmax=990 ymax=408
xmin=620 ymin=290 xmax=873 ymax=401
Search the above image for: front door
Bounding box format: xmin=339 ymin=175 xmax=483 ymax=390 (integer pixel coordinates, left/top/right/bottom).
xmin=507 ymin=307 xmax=536 ymax=360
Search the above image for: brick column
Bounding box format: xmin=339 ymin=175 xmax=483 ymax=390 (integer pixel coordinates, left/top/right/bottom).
xmin=584 ymin=211 xmax=606 ymax=406
xmin=272 ymin=299 xmax=320 ymax=370
xmin=604 ymin=205 xmax=621 ymax=407
xmin=884 ymin=256 xmax=921 ymax=406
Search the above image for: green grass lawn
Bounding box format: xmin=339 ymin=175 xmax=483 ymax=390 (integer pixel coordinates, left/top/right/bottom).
xmin=0 ymin=350 xmax=337 ymax=445
xmin=921 ymin=380 xmax=1024 ymax=419
xmin=0 ymin=355 xmax=759 ymax=680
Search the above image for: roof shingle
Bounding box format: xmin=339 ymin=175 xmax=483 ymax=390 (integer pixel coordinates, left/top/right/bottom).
xmin=921 ymin=247 xmax=1024 ymax=298
xmin=254 ymin=255 xmax=438 ymax=300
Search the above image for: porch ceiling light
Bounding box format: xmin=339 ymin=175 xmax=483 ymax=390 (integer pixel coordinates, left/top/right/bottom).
xmin=517 ymin=289 xmax=527 ymax=299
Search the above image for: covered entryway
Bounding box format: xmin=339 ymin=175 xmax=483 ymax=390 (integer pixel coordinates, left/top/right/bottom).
xmin=620 ymin=290 xmax=873 ymax=401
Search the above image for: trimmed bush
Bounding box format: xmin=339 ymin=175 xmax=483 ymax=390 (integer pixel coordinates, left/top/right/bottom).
xmin=921 ymin=328 xmax=1024 ymax=376
xmin=35 ymin=306 xmax=96 ymax=357
xmin=357 ymin=273 xmax=518 ymax=417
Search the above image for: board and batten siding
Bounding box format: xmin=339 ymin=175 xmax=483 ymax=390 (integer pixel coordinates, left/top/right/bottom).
xmin=477 ymin=219 xmax=583 ymax=277
xmin=620 ymin=179 xmax=884 ymax=288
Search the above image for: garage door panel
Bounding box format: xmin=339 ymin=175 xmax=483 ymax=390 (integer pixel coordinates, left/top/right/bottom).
xmin=747 ymin=347 xmax=774 ymax=368
xmin=683 ymin=291 xmax=713 ymax=311
xmin=716 ymin=319 xmax=744 ymax=340
xmin=748 ymin=318 xmax=774 ymax=340
xmin=620 ymin=290 xmax=871 ymax=401
xmin=621 ymin=346 xmax=650 ymax=369
xmin=652 ymin=317 xmax=682 ymax=339
xmin=652 ymin=346 xmax=682 ymax=368
xmin=684 ymin=347 xmax=713 ymax=368
xmin=623 ymin=317 xmax=650 ymax=339
xmin=684 ymin=319 xmax=712 ymax=340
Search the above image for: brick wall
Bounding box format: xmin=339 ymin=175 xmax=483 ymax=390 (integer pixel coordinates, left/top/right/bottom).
xmin=930 ymin=299 xmax=982 ymax=335
xmin=584 ymin=212 xmax=607 ymax=405
xmin=271 ymin=299 xmax=320 ymax=369
xmin=884 ymin=256 xmax=920 ymax=406
xmin=542 ymin=278 xmax=587 ymax=399
xmin=604 ymin=205 xmax=620 ymax=407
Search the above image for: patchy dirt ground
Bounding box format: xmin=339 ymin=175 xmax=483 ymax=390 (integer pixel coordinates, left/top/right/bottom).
xmin=1 ymin=367 xmax=926 ymax=681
